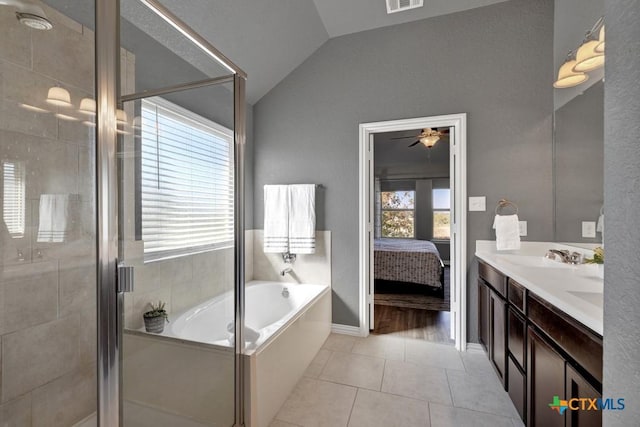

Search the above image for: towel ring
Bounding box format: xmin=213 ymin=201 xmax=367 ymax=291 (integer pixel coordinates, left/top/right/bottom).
xmin=495 ymin=199 xmax=518 ymax=215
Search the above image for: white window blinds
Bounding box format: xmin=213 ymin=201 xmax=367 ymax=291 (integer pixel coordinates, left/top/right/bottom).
xmin=141 ymin=97 xmax=234 ymax=261
xmin=3 ymin=161 xmax=26 ymax=238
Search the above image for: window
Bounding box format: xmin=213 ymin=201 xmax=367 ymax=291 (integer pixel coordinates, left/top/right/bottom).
xmin=381 ymin=190 xmax=415 ymax=238
xmin=3 ymin=161 xmax=26 ymax=238
xmin=433 ymin=188 xmax=451 ymax=240
xmin=140 ymin=97 xmax=233 ymax=261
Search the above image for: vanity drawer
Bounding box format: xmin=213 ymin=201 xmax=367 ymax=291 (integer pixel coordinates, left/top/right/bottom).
xmin=508 ymin=355 xmax=526 ymax=423
xmin=508 ymin=279 xmax=526 ymax=314
xmin=479 ymin=261 xmax=506 ymax=298
xmin=508 ymin=308 xmax=526 ymax=369
xmin=528 ymin=292 xmax=603 ymax=384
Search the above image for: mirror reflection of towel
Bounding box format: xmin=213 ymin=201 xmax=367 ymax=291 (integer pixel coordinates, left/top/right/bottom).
xmin=37 ymin=194 xmax=69 ymax=243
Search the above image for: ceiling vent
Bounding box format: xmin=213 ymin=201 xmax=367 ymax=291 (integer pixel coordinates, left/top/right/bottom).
xmin=386 ymin=0 xmax=424 ymax=14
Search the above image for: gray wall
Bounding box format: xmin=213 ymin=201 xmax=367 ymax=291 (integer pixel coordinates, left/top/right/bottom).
xmin=603 ymin=0 xmax=640 ymax=423
xmin=254 ymin=0 xmax=554 ymax=329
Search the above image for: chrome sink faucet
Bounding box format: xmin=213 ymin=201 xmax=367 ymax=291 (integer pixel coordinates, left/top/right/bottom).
xmin=545 ymin=249 xmax=583 ymax=265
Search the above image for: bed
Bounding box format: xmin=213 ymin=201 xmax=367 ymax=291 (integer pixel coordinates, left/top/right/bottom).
xmin=374 ymin=238 xmax=444 ymax=291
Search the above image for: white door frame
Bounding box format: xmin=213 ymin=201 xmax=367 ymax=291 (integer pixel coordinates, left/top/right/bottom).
xmin=358 ymin=113 xmax=468 ymax=351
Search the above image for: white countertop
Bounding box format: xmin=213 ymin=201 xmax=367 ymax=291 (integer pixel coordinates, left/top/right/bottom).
xmin=475 ymin=240 xmax=603 ymax=336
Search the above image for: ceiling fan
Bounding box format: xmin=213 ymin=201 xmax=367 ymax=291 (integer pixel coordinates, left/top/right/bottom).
xmin=391 ymin=128 xmax=450 ymax=148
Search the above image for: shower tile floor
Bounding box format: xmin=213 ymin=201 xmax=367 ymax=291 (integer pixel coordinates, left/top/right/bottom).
xmin=270 ymin=334 xmax=524 ymax=427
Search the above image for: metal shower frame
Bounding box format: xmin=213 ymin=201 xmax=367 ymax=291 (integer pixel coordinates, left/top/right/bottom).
xmin=95 ymin=0 xmax=247 ymax=425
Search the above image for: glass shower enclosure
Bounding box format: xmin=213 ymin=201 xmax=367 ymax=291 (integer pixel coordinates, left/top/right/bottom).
xmin=0 ymin=0 xmax=247 ymax=425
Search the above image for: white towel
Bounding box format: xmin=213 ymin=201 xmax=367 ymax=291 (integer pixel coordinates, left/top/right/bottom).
xmin=37 ymin=194 xmax=69 ymax=243
xmin=263 ymin=185 xmax=289 ymax=253
xmin=492 ymin=214 xmax=520 ymax=251
xmin=288 ymin=184 xmax=316 ymax=254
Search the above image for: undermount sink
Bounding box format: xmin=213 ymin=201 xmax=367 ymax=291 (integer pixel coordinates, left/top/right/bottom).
xmin=567 ymin=291 xmax=603 ymax=309
xmin=495 ymin=254 xmax=576 ymax=269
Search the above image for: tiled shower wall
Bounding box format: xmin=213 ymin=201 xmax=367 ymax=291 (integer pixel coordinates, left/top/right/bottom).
xmin=0 ymin=4 xmax=100 ymax=426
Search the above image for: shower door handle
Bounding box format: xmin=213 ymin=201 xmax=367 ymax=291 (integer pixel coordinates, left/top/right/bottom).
xmin=117 ymin=263 xmax=135 ymax=293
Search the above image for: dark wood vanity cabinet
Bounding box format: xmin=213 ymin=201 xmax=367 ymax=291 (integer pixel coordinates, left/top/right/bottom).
xmin=478 ymin=262 xmax=507 ymax=386
xmin=477 ymin=261 xmax=602 ymax=427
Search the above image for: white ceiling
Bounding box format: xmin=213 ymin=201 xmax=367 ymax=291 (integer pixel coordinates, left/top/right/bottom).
xmin=44 ymin=0 xmax=509 ymax=104
xmin=312 ymin=0 xmax=509 ymax=38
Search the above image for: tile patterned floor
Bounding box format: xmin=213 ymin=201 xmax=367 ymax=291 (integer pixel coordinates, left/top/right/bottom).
xmin=270 ymin=334 xmax=525 ymax=427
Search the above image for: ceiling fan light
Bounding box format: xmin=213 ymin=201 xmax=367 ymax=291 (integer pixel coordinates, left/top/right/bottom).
xmin=554 ymin=59 xmax=589 ymax=88
xmin=420 ymin=135 xmax=439 ymax=148
xmin=573 ymin=40 xmax=604 ymax=72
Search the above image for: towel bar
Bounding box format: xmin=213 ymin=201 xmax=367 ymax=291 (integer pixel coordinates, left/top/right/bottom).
xmin=495 ymin=199 xmax=518 ymax=215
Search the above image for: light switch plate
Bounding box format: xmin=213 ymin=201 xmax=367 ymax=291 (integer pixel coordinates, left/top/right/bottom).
xmin=519 ymin=221 xmax=527 ymax=236
xmin=582 ymin=221 xmax=596 ymax=238
xmin=469 ymin=196 xmax=486 ymax=212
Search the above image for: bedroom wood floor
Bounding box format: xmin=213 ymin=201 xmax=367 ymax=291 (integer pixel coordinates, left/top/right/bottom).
xmin=372 ymin=305 xmax=454 ymax=344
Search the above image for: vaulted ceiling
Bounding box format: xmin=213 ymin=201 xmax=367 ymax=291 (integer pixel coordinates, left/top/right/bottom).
xmin=45 ymin=0 xmax=508 ymax=104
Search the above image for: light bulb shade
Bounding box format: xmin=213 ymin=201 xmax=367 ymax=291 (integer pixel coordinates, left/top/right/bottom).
xmin=78 ymin=98 xmax=96 ymax=116
xmin=46 ymin=87 xmax=71 ymax=107
xmin=116 ymin=109 xmax=128 ymax=125
xmin=595 ymin=26 xmax=605 ymax=53
xmin=420 ymin=135 xmax=439 ymax=148
xmin=573 ymin=40 xmax=604 ymax=72
xmin=554 ymin=59 xmax=589 ymax=88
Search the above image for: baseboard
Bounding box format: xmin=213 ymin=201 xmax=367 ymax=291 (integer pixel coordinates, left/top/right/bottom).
xmin=465 ymin=342 xmax=484 ymax=352
xmin=331 ymin=323 xmax=363 ymax=336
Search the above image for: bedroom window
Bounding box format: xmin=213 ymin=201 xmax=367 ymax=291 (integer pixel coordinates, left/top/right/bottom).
xmin=381 ymin=190 xmax=415 ymax=238
xmin=140 ymin=97 xmax=234 ymax=261
xmin=433 ymin=188 xmax=451 ymax=240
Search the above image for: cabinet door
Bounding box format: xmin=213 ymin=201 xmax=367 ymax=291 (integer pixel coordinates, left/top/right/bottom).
xmin=490 ymin=289 xmax=507 ymax=386
xmin=478 ymin=280 xmax=490 ymax=351
xmin=566 ymin=365 xmax=602 ymax=427
xmin=528 ymin=327 xmax=566 ymax=427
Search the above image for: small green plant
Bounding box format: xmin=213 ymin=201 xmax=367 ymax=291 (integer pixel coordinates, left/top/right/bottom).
xmin=584 ymin=247 xmax=604 ymax=265
xmin=143 ymin=301 xmax=169 ymax=323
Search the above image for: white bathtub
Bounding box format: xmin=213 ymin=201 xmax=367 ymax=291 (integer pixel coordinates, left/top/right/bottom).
xmin=123 ymin=280 xmax=331 ymax=427
xmin=168 ymin=280 xmax=328 ymax=351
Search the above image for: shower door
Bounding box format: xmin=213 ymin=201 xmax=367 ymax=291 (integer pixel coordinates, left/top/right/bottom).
xmin=0 ymin=1 xmax=99 ymax=425
xmin=115 ymin=1 xmax=247 ymax=426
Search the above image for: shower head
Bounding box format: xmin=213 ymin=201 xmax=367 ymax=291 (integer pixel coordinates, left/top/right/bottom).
xmin=0 ymin=0 xmax=53 ymax=30
xmin=16 ymin=11 xmax=53 ymax=30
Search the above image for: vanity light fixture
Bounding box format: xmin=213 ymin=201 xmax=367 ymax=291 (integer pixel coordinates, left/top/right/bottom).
xmin=19 ymin=103 xmax=49 ymax=113
xmin=573 ymin=40 xmax=604 ymax=72
xmin=116 ymin=109 xmax=128 ymax=125
xmin=554 ymin=55 xmax=589 ymax=89
xmin=78 ymin=98 xmax=96 ymax=116
xmin=595 ymin=25 xmax=605 ymax=54
xmin=554 ymin=17 xmax=604 ymax=89
xmin=54 ymin=113 xmax=78 ymax=121
xmin=46 ymin=86 xmax=72 ymax=107
xmin=572 ymin=17 xmax=605 ymax=73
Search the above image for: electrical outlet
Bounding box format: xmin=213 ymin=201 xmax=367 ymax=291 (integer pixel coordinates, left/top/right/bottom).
xmin=519 ymin=221 xmax=527 ymax=236
xmin=582 ymin=221 xmax=596 ymax=238
xmin=468 ymin=196 xmax=486 ymax=212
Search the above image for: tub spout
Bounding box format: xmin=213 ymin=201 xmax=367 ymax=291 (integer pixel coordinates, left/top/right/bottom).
xmin=280 ymin=267 xmax=293 ymax=276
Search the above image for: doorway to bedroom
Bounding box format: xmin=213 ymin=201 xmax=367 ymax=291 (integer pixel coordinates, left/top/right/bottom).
xmin=358 ymin=114 xmax=467 ymax=350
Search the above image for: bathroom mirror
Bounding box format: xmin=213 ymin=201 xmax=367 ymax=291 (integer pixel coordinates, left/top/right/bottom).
xmin=553 ymin=79 xmax=604 ymax=243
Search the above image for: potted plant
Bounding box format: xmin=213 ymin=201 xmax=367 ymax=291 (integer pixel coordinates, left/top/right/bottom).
xmin=143 ymin=301 xmax=169 ymax=333
xmin=585 ymin=246 xmax=604 ymax=278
